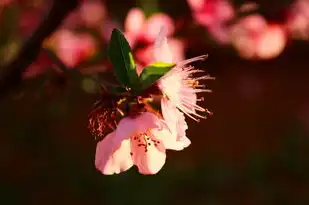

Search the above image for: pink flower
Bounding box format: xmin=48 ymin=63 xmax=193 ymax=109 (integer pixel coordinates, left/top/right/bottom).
xmin=135 ymin=38 xmax=185 ymax=67
xmin=286 ymin=0 xmax=309 ymax=40
xmin=95 ymin=112 xmax=190 ymax=175
xmin=161 ymin=98 xmax=191 ymax=150
xmin=142 ymin=13 xmax=175 ymax=43
xmin=256 ymin=25 xmax=287 ymax=59
xmin=123 ymin=8 xmax=185 ymax=66
xmin=230 ymin=15 xmax=287 ymax=59
xmin=153 ymin=28 xmax=212 ymax=120
xmin=50 ymin=29 xmax=97 ymax=67
xmin=124 ymin=8 xmax=146 ymax=46
xmin=124 ymin=8 xmax=175 ymax=46
xmin=79 ymin=0 xmax=106 ymax=27
xmin=187 ymin=0 xmax=234 ymax=44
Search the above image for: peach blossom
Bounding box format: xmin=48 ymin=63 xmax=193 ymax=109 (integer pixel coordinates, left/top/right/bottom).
xmin=53 ymin=30 xmax=97 ymax=67
xmin=124 ymin=8 xmax=175 ymax=45
xmin=231 ymin=15 xmax=287 ymax=59
xmin=123 ymin=8 xmax=184 ymax=66
xmin=161 ymin=98 xmax=191 ymax=150
xmin=135 ymin=38 xmax=185 ymax=67
xmin=286 ymin=0 xmax=309 ymax=40
xmin=154 ymin=28 xmax=212 ymax=120
xmin=256 ymin=25 xmax=286 ymax=59
xmin=143 ymin=13 xmax=175 ymax=43
xmin=95 ymin=112 xmax=189 ymax=175
xmin=79 ymin=0 xmax=105 ymax=27
xmin=124 ymin=8 xmax=145 ymax=41
xmin=188 ymin=0 xmax=234 ymax=44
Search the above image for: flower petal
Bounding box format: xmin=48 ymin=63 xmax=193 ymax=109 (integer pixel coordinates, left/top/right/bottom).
xmin=114 ymin=112 xmax=161 ymax=143
xmin=160 ymin=98 xmax=190 ymax=150
xmin=153 ymin=27 xmax=173 ymax=63
xmin=95 ymin=132 xmax=133 ymax=175
xmin=153 ymin=128 xmax=190 ymax=151
xmin=131 ymin=130 xmax=166 ymax=175
xmin=161 ymin=98 xmax=188 ymax=139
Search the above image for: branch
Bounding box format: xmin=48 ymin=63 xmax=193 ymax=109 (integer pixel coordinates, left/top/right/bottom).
xmin=0 ymin=0 xmax=79 ymax=98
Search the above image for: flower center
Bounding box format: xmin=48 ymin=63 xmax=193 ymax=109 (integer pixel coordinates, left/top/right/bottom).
xmin=131 ymin=130 xmax=161 ymax=153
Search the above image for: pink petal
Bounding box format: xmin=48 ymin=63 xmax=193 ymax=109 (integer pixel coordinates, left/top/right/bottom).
xmin=131 ymin=131 xmax=166 ymax=174
xmin=160 ymin=98 xmax=191 ymax=150
xmin=153 ymin=27 xmax=173 ymax=63
xmin=168 ymin=39 xmax=185 ymax=63
xmin=187 ymin=0 xmax=205 ymax=11
xmin=80 ymin=1 xmax=106 ymax=27
xmin=95 ymin=132 xmax=133 ymax=175
xmin=143 ymin=13 xmax=175 ymax=43
xmin=161 ymin=97 xmax=179 ymax=133
xmin=114 ymin=112 xmax=161 ymax=143
xmin=125 ymin=8 xmax=145 ymax=37
xmin=256 ymin=25 xmax=286 ymax=59
xmin=153 ymin=128 xmax=191 ymax=151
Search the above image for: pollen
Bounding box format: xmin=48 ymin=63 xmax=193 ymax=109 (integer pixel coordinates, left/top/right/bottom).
xmin=131 ymin=129 xmax=157 ymax=152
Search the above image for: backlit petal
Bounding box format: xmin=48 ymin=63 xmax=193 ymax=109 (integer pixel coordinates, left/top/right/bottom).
xmin=114 ymin=112 xmax=160 ymax=143
xmin=153 ymin=27 xmax=173 ymax=63
xmin=131 ymin=130 xmax=166 ymax=175
xmin=95 ymin=132 xmax=133 ymax=175
xmin=160 ymin=98 xmax=190 ymax=150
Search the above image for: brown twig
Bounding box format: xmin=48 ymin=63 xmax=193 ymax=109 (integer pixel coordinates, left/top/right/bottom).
xmin=0 ymin=0 xmax=79 ymax=98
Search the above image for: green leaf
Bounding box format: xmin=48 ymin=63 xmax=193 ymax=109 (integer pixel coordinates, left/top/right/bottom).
xmin=108 ymin=29 xmax=139 ymax=90
xmin=139 ymin=62 xmax=176 ymax=90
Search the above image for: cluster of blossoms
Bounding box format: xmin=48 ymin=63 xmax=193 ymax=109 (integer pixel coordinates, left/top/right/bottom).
xmin=23 ymin=0 xmax=106 ymax=78
xmin=88 ymin=28 xmax=213 ymax=175
xmin=187 ymin=0 xmax=309 ymax=60
xmin=17 ymin=0 xmax=309 ymax=82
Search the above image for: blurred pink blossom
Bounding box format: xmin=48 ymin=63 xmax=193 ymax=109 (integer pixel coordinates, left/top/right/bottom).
xmin=61 ymin=10 xmax=82 ymax=29
xmin=135 ymin=38 xmax=185 ymax=67
xmin=124 ymin=8 xmax=184 ymax=66
xmin=124 ymin=8 xmax=175 ymax=46
xmin=124 ymin=8 xmax=145 ymax=43
xmin=256 ymin=25 xmax=287 ymax=59
xmin=24 ymin=29 xmax=98 ymax=78
xmin=286 ymin=0 xmax=309 ymax=40
xmin=79 ymin=0 xmax=105 ymax=27
xmin=231 ymin=15 xmax=287 ymax=59
xmin=60 ymin=0 xmax=106 ymax=29
xmin=52 ymin=29 xmax=97 ymax=67
xmin=187 ymin=0 xmax=235 ymax=44
xmin=143 ymin=13 xmax=175 ymax=43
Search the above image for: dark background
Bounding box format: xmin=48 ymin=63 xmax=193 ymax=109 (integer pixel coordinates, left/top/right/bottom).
xmin=1 ymin=0 xmax=309 ymax=204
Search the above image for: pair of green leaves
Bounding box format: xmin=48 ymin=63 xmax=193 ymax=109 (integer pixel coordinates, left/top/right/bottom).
xmin=108 ymin=29 xmax=175 ymax=93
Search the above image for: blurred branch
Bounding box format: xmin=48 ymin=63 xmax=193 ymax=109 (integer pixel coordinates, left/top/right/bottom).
xmin=0 ymin=0 xmax=79 ymax=99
